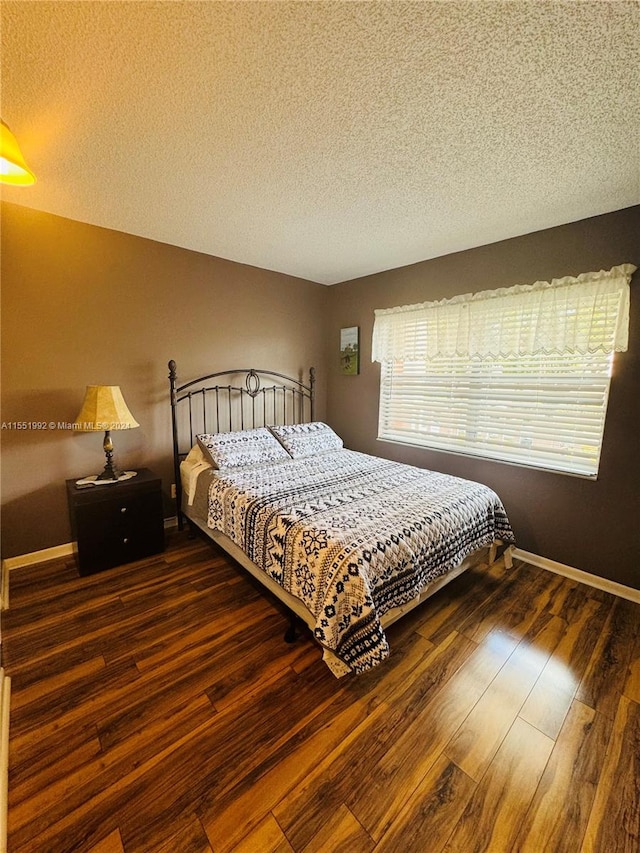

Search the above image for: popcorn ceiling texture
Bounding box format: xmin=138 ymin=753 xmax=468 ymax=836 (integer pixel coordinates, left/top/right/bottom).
xmin=1 ymin=1 xmax=638 ymax=284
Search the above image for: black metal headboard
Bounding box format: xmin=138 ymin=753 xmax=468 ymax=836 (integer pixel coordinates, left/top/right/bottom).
xmin=168 ymin=360 xmax=315 ymax=523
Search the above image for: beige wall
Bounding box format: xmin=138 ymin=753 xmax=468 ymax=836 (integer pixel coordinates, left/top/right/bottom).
xmin=1 ymin=202 xmax=329 ymax=558
xmin=327 ymin=207 xmax=640 ymax=590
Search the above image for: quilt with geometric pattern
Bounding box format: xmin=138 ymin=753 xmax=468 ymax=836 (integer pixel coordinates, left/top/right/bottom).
xmin=207 ymin=449 xmax=515 ymax=674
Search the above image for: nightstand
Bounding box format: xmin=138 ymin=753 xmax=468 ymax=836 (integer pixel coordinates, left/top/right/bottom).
xmin=66 ymin=468 xmax=165 ymax=575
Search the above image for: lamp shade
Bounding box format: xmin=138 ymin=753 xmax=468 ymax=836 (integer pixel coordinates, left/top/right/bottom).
xmin=0 ymin=120 xmax=36 ymax=185
xmin=73 ymin=386 xmax=139 ymax=432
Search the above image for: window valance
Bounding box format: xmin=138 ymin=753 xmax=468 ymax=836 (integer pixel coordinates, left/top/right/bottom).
xmin=372 ymin=264 xmax=636 ymax=361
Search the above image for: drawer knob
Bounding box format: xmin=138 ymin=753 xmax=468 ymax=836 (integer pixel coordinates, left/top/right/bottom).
xmin=120 ymin=507 xmax=127 ymax=513
xmin=123 ymin=538 xmax=129 ymax=544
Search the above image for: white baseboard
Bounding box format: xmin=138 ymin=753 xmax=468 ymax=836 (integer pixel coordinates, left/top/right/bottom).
xmin=512 ymin=547 xmax=640 ymax=605
xmin=1 ymin=542 xmax=77 ymax=572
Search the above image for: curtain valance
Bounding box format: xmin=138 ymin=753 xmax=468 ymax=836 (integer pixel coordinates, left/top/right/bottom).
xmin=371 ymin=264 xmax=636 ymax=361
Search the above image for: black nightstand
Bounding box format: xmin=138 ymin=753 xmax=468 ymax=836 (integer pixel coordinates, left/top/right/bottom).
xmin=66 ymin=468 xmax=165 ymax=575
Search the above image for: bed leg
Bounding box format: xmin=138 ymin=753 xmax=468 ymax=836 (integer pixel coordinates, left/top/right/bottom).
xmin=504 ymin=545 xmax=514 ymax=570
xmin=284 ymin=611 xmax=298 ymax=643
xmin=489 ymin=542 xmax=497 ymax=565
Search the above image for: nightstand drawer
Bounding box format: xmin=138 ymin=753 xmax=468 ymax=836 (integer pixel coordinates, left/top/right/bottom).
xmin=77 ymin=490 xmax=160 ymax=535
xmin=67 ymin=469 xmax=165 ymax=575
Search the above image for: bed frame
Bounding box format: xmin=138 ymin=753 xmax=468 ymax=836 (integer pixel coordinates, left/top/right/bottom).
xmin=168 ymin=360 xmax=511 ymax=676
xmin=168 ymin=360 xmax=315 ymax=531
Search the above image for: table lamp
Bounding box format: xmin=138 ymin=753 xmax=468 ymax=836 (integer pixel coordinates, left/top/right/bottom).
xmin=73 ymin=385 xmax=139 ymax=481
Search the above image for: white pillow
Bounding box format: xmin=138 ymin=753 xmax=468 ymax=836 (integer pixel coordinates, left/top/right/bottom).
xmin=196 ymin=427 xmax=291 ymax=469
xmin=268 ymin=422 xmax=343 ymax=459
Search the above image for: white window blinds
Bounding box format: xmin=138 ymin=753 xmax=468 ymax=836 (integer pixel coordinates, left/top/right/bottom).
xmin=373 ymin=264 xmax=635 ymax=477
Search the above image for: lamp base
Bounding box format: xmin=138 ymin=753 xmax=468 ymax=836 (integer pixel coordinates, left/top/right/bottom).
xmin=96 ymin=463 xmax=122 ymax=481
xmin=90 ymin=430 xmax=137 ymax=482
xmin=97 ymin=430 xmax=122 ymax=481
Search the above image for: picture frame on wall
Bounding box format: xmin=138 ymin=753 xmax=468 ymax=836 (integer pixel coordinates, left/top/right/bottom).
xmin=340 ymin=326 xmax=359 ymax=375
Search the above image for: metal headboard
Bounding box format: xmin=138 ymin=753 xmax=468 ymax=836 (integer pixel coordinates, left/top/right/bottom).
xmin=168 ymin=360 xmax=315 ymax=527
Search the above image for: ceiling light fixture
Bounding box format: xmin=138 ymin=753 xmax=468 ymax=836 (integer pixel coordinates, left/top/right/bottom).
xmin=0 ymin=119 xmax=36 ymax=185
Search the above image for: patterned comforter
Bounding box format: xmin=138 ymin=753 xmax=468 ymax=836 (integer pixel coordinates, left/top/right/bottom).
xmin=206 ymin=449 xmax=515 ymax=674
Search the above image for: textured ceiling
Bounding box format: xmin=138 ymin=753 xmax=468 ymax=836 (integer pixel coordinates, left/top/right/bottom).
xmin=1 ymin=1 xmax=639 ymax=285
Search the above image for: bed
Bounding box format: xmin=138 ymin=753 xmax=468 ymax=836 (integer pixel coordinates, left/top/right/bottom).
xmin=169 ymin=361 xmax=515 ymax=676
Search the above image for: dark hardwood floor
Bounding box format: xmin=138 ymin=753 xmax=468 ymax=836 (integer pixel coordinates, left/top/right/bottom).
xmin=3 ymin=530 xmax=639 ymax=852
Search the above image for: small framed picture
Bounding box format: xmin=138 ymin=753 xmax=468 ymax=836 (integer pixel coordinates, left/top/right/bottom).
xmin=340 ymin=326 xmax=359 ymax=375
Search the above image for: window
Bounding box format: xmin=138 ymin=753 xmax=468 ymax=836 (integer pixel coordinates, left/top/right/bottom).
xmin=372 ymin=265 xmax=635 ymax=477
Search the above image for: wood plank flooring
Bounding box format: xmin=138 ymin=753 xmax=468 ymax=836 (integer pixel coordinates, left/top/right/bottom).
xmin=3 ymin=530 xmax=639 ymax=853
